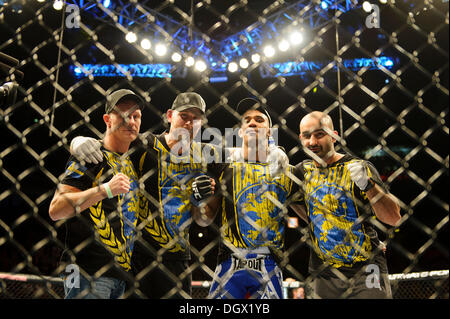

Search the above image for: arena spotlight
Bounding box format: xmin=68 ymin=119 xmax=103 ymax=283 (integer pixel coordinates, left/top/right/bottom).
xmin=278 ymin=39 xmax=290 ymax=52
xmin=227 ymin=62 xmax=238 ymax=73
xmin=289 ymin=31 xmax=303 ymax=45
xmin=320 ymin=1 xmax=328 ymax=9
xmin=140 ymin=38 xmax=151 ymax=50
xmin=263 ymin=45 xmax=275 ymax=58
xmin=251 ymin=53 xmax=261 ymax=63
xmin=37 ymin=0 xmax=46 ymax=2
xmin=102 ymin=0 xmax=111 ymax=8
xmin=239 ymin=58 xmax=249 ymax=69
xmin=53 ymin=0 xmax=63 ymax=10
xmin=379 ymin=0 xmax=387 ymax=3
xmin=195 ymin=60 xmax=207 ymax=72
xmin=185 ymin=56 xmax=195 ymax=67
xmin=73 ymin=67 xmax=82 ymax=75
xmin=154 ymin=43 xmax=167 ymax=56
xmin=125 ymin=32 xmax=137 ymax=43
xmin=171 ymin=52 xmax=182 ymax=62
xmin=382 ymin=58 xmax=394 ymax=67
xmin=362 ymin=1 xmax=373 ymax=12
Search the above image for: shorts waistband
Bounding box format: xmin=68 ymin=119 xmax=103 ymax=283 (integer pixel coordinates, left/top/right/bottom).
xmin=234 ymin=246 xmax=271 ymax=256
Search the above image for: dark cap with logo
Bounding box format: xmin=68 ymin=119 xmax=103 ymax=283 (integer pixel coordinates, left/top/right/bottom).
xmin=236 ymin=97 xmax=272 ymax=127
xmin=105 ymin=89 xmax=145 ymax=114
xmin=171 ymin=92 xmax=206 ymax=114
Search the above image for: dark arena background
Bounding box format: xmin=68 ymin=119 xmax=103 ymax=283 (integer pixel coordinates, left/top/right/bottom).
xmin=0 ymin=0 xmax=448 ymax=302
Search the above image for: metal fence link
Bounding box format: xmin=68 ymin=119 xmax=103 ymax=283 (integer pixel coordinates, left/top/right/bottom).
xmin=0 ymin=0 xmax=448 ymax=299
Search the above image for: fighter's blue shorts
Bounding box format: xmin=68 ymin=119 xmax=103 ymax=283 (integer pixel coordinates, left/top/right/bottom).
xmin=208 ymin=249 xmax=283 ymax=299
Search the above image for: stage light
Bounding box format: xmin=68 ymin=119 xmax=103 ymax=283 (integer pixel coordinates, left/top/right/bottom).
xmin=381 ymin=58 xmax=394 ymax=67
xmin=140 ymin=38 xmax=151 ymax=50
xmin=278 ymin=39 xmax=290 ymax=52
xmin=125 ymin=32 xmax=137 ymax=43
xmin=320 ymin=1 xmax=328 ymax=9
xmin=263 ymin=45 xmax=275 ymax=58
xmin=227 ymin=62 xmax=238 ymax=73
xmin=185 ymin=56 xmax=195 ymax=67
xmin=239 ymin=58 xmax=249 ymax=69
xmin=53 ymin=0 xmax=63 ymax=10
xmin=102 ymin=0 xmax=111 ymax=8
xmin=379 ymin=0 xmax=388 ymax=3
xmin=154 ymin=43 xmax=167 ymax=56
xmin=289 ymin=31 xmax=303 ymax=45
xmin=37 ymin=0 xmax=46 ymax=3
xmin=195 ymin=60 xmax=207 ymax=72
xmin=171 ymin=52 xmax=182 ymax=62
xmin=362 ymin=1 xmax=373 ymax=12
xmin=251 ymin=53 xmax=261 ymax=63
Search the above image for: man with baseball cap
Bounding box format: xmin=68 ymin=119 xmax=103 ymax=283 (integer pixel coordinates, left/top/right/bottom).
xmin=235 ymin=97 xmax=272 ymax=127
xmin=163 ymin=92 xmax=206 ymax=154
xmin=228 ymin=97 xmax=288 ymax=176
xmin=128 ymin=91 xmax=216 ymax=299
xmin=190 ymin=97 xmax=303 ymax=299
xmin=49 ymin=89 xmax=145 ymax=298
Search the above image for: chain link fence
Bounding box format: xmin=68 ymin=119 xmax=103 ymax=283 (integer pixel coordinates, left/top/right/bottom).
xmin=0 ymin=0 xmax=448 ymax=299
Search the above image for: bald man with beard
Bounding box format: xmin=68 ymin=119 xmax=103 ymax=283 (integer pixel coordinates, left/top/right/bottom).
xmin=290 ymin=111 xmax=400 ymax=299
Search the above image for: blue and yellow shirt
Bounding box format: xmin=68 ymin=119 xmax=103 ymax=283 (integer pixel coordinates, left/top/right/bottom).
xmin=60 ymin=148 xmax=141 ymax=277
xmin=296 ymin=154 xmax=387 ymax=269
xmin=131 ymin=132 xmax=216 ymax=261
xmin=215 ymin=161 xmax=302 ymax=262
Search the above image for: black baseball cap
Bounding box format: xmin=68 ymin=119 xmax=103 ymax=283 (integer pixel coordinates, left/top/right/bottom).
xmin=236 ymin=97 xmax=272 ymax=127
xmin=105 ymin=89 xmax=145 ymax=114
xmin=171 ymin=92 xmax=206 ymax=114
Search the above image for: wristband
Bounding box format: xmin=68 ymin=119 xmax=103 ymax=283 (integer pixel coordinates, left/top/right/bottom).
xmin=103 ymin=183 xmax=114 ymax=199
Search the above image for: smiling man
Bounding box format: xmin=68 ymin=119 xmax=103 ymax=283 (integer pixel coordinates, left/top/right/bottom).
xmin=292 ymin=111 xmax=401 ymax=298
xmin=49 ymin=89 xmax=145 ymax=299
xmin=298 ymin=111 xmax=340 ymax=166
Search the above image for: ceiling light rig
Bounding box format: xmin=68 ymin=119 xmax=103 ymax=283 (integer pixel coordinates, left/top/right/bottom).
xmin=67 ymin=0 xmax=398 ymax=82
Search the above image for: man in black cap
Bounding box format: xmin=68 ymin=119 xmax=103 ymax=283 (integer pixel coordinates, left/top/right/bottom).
xmin=192 ymin=97 xmax=303 ymax=299
xmin=49 ymin=89 xmax=145 ymax=299
xmin=228 ymin=97 xmax=273 ymax=162
xmin=128 ymin=91 xmax=216 ymax=299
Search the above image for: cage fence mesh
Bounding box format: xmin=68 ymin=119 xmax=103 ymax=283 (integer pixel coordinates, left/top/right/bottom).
xmin=0 ymin=0 xmax=448 ymax=299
